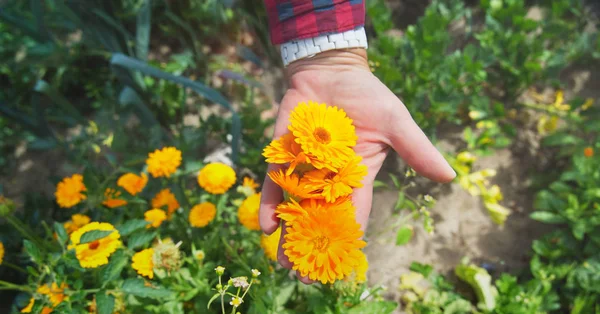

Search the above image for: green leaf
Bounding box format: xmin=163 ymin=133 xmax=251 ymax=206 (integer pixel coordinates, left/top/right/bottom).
xmin=275 ymin=282 xmax=296 ymax=307
xmin=207 ymin=293 xmax=220 ymax=309
xmin=389 ymin=174 xmax=400 ymax=188
xmin=409 ymin=262 xmax=433 ymax=277
xmin=347 ymin=301 xmax=398 ymax=314
xmin=127 ymin=231 xmax=157 ymax=249
xmin=101 ymin=250 xmax=128 ymax=282
xmin=394 ymin=191 xmax=406 ymax=210
xmin=395 ymin=225 xmax=414 ymax=246
xmin=373 ymin=180 xmax=388 ymax=189
xmin=117 ymin=219 xmax=149 ymax=236
xmin=80 ymin=230 xmax=115 ymax=244
xmin=96 ymin=291 xmax=115 ymax=314
xmin=122 ymin=278 xmax=174 ymax=299
xmin=54 ymin=222 xmax=68 ymax=244
xmin=530 ymin=211 xmax=567 ymax=224
xmin=23 ymin=240 xmax=42 ymax=264
xmin=135 ymin=0 xmax=151 ymax=60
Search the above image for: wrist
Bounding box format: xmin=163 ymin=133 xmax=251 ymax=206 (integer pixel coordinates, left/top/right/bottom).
xmin=285 ymin=48 xmax=370 ymax=78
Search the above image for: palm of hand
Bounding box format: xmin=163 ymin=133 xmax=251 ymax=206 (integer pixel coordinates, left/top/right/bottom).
xmin=259 ymin=64 xmax=455 ymax=282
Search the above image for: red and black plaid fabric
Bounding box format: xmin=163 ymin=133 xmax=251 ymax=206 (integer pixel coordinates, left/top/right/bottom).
xmin=264 ymin=0 xmax=365 ymax=44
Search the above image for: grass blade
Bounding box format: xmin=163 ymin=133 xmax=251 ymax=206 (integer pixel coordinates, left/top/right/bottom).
xmin=135 ymin=0 xmax=151 ymax=60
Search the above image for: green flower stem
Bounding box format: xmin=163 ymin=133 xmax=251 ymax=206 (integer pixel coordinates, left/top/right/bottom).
xmin=2 ymin=261 xmax=28 ymax=273
xmin=0 ymin=280 xmax=32 ymax=292
xmin=5 ymin=215 xmax=48 ymax=250
xmin=219 ymin=275 xmax=226 ymax=314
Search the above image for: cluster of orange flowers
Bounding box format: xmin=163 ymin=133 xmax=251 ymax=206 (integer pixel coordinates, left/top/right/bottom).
xmin=263 ymin=101 xmax=368 ymax=284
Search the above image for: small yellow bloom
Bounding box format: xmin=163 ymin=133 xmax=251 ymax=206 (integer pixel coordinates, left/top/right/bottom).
xmin=117 ymin=173 xmax=148 ymax=196
xmin=102 ymin=188 xmax=128 ymax=208
xmin=252 ymin=269 xmax=261 ymax=277
xmin=582 ymin=98 xmax=594 ymax=111
xmin=144 ymin=209 xmax=167 ymax=228
xmin=37 ymin=282 xmax=68 ymax=307
xmin=132 ymin=248 xmax=154 ymax=279
xmin=63 ymin=214 xmax=91 ymax=234
xmin=55 ymin=174 xmax=87 ymax=208
xmin=146 ymin=147 xmax=182 ymax=178
xmin=0 ymin=241 xmax=4 ymax=265
xmin=69 ymin=222 xmax=121 ymax=268
xmin=197 ymin=163 xmax=237 ymax=194
xmin=238 ymin=193 xmax=261 ymax=231
xmin=485 ymin=202 xmax=512 ymax=226
xmin=20 ymin=298 xmax=34 ymax=313
xmin=400 ymin=272 xmax=426 ymax=296
xmin=553 ymin=90 xmax=571 ymax=111
xmin=195 ymin=250 xmax=205 ymax=261
xmin=151 ymin=189 xmax=180 ymax=216
xmin=260 ymin=227 xmax=281 ymax=262
xmin=243 ymin=177 xmax=259 ymax=190
xmin=537 ymin=115 xmax=559 ymax=135
xmin=189 ymin=202 xmax=217 ymax=228
xmin=230 ymin=297 xmax=243 ymax=307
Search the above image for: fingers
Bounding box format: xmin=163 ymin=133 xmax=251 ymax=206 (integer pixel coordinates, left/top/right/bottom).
xmin=351 ymin=183 xmax=374 ymax=232
xmin=259 ymin=164 xmax=283 ymax=235
xmin=388 ymin=109 xmax=456 ymax=183
xmin=277 ymin=223 xmax=292 ymax=269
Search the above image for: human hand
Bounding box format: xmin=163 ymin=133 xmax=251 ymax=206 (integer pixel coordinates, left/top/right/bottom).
xmin=259 ymin=48 xmax=456 ymax=283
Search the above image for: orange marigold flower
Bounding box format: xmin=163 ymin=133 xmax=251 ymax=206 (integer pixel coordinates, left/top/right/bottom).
xmin=63 ymin=214 xmax=91 ymax=234
xmin=68 ymin=222 xmax=121 ymax=268
xmin=55 ymin=174 xmax=87 ymax=208
xmin=288 ymin=101 xmax=357 ymax=169
xmin=197 ymin=162 xmax=237 ymax=194
xmin=146 ymin=147 xmax=182 ymax=178
xmin=41 ymin=307 xmax=53 ymax=314
xmin=151 ymin=189 xmax=180 ymax=216
xmin=282 ymin=201 xmax=366 ymax=284
xmin=144 ymin=209 xmax=167 ymax=228
xmin=238 ymin=193 xmax=261 ymax=231
xmin=268 ymin=169 xmax=320 ymax=200
xmin=243 ymin=177 xmax=260 ymax=190
xmin=275 ymin=199 xmax=307 ymax=224
xmin=189 ymin=202 xmax=217 ymax=228
xmin=37 ymin=282 xmax=68 ymax=307
xmin=117 ymin=173 xmax=148 ymax=196
xmin=304 ymin=155 xmax=367 ymax=202
xmin=132 ymin=248 xmax=154 ymax=279
xmin=584 ymin=147 xmax=594 ymax=158
xmin=263 ymin=132 xmax=334 ymax=175
xmin=260 ymin=227 xmax=281 ymax=262
xmin=102 ymin=188 xmax=128 ymax=208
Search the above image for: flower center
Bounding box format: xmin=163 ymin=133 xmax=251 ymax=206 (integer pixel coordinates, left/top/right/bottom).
xmin=88 ymin=240 xmax=100 ymax=250
xmin=324 ymin=171 xmax=337 ymax=181
xmin=313 ymin=127 xmax=331 ymax=144
xmin=313 ymin=236 xmax=330 ymax=251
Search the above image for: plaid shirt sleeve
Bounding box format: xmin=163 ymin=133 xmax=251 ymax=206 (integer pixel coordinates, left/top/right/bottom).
xmin=264 ymin=0 xmax=365 ymax=45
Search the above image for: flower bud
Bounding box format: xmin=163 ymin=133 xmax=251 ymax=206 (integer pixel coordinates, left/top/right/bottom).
xmin=152 ymin=240 xmax=182 ymax=273
xmin=215 ymin=266 xmax=225 ymax=275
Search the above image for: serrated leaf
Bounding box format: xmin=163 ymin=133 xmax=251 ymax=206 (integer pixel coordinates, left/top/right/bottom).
xmin=96 ymin=291 xmax=115 ymax=314
xmin=127 ymin=231 xmax=157 ymax=249
xmin=101 ymin=249 xmax=128 ymax=282
xmin=23 ymin=240 xmax=42 ymax=264
xmin=54 ymin=222 xmax=68 ymax=244
xmin=530 ymin=211 xmax=567 ymax=224
xmin=118 ymin=219 xmax=149 ymax=236
xmin=80 ymin=230 xmax=115 ymax=244
xmin=395 ymin=225 xmax=414 ymax=246
xmin=122 ymin=278 xmax=174 ymax=299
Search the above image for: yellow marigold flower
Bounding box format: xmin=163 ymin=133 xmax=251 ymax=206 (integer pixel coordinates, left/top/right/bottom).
xmin=102 ymin=188 xmax=128 ymax=208
xmin=117 ymin=172 xmax=148 ymax=196
xmin=263 ymin=132 xmax=333 ymax=175
xmin=260 ymin=227 xmax=281 ymax=262
xmin=69 ymin=222 xmax=121 ymax=268
xmin=132 ymin=248 xmax=154 ymax=279
xmin=238 ymin=193 xmax=261 ymax=231
xmin=584 ymin=147 xmax=594 ymax=158
xmin=0 ymin=241 xmax=3 ymax=265
xmin=151 ymin=189 xmax=180 ymax=216
xmin=37 ymin=282 xmax=68 ymax=307
xmin=197 ymin=162 xmax=237 ymax=194
xmin=353 ymin=250 xmax=368 ymax=283
xmin=144 ymin=209 xmax=167 ymax=228
xmin=304 ymin=155 xmax=367 ymax=202
xmin=243 ymin=177 xmax=259 ymax=190
xmin=275 ymin=199 xmax=307 ymax=223
xmin=276 ymin=198 xmax=354 ymax=224
xmin=283 ymin=201 xmax=366 ymax=284
xmin=288 ymin=101 xmax=357 ymax=169
xmin=189 ymin=202 xmax=217 ymax=227
xmin=20 ymin=298 xmax=34 ymax=313
xmin=63 ymin=214 xmax=91 ymax=234
xmin=55 ymin=174 xmax=87 ymax=208
xmin=146 ymin=147 xmax=182 ymax=178
xmin=268 ymin=169 xmax=320 ymax=199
